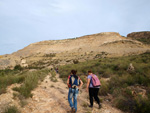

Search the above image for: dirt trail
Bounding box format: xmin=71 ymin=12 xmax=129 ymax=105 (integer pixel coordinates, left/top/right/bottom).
xmin=20 ymin=74 xmax=123 ymax=113
xmin=0 ymin=73 xmax=123 ymax=113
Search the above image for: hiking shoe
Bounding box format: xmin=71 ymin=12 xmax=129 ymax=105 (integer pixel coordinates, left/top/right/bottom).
xmin=89 ymin=105 xmax=93 ymax=108
xmin=71 ymin=107 xmax=75 ymax=113
xmin=99 ymin=104 xmax=102 ymax=109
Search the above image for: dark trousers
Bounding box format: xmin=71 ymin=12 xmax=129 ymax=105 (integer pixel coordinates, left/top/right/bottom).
xmin=89 ymin=88 xmax=100 ymax=106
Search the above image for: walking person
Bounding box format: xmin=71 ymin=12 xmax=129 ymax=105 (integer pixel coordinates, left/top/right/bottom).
xmin=67 ymin=70 xmax=83 ymax=113
xmin=86 ymin=70 xmax=102 ymax=109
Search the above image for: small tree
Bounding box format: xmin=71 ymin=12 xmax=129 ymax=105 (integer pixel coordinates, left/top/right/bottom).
xmin=73 ymin=60 xmax=79 ymax=64
xmin=14 ymin=65 xmax=23 ymax=71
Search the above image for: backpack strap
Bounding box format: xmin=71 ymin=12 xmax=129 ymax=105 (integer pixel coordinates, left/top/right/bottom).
xmin=89 ymin=74 xmax=96 ymax=84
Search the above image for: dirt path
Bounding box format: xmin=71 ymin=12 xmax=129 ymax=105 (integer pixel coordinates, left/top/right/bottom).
xmin=20 ymin=73 xmax=123 ymax=113
xmin=0 ymin=73 xmax=123 ymax=113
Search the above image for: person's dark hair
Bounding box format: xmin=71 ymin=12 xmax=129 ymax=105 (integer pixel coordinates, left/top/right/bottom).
xmin=88 ymin=70 xmax=92 ymax=73
xmin=71 ymin=70 xmax=77 ymax=75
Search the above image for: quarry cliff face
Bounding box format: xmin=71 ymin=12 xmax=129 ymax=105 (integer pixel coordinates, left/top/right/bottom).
xmin=0 ymin=32 xmax=150 ymax=69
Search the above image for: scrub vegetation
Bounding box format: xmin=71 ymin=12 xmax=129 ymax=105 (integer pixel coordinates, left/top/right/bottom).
xmin=59 ymin=51 xmax=150 ymax=113
xmin=12 ymin=69 xmax=50 ymax=98
xmin=0 ymin=66 xmax=25 ymax=95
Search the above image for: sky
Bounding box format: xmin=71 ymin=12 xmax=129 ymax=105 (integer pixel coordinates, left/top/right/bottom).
xmin=0 ymin=0 xmax=150 ymax=55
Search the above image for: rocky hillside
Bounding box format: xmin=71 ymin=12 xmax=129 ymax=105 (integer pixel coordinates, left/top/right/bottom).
xmin=127 ymin=31 xmax=150 ymax=44
xmin=0 ymin=32 xmax=150 ymax=69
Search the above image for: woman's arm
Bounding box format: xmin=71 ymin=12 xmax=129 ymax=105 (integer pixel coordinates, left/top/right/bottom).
xmin=67 ymin=77 xmax=70 ymax=87
xmin=78 ymin=80 xmax=83 ymax=89
xmin=86 ymin=78 xmax=90 ymax=92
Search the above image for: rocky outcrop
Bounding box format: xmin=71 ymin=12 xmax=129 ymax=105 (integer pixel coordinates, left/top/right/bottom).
xmin=127 ymin=31 xmax=150 ymax=44
xmin=20 ymin=59 xmax=28 ymax=67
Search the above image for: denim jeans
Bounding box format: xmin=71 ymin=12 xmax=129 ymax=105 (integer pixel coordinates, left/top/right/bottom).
xmin=68 ymin=88 xmax=79 ymax=112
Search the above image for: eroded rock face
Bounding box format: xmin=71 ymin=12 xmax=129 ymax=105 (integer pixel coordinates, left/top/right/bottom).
xmin=0 ymin=59 xmax=15 ymax=69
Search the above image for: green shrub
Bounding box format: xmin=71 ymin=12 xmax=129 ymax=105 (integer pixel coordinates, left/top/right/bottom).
xmin=0 ymin=74 xmax=25 ymax=95
xmin=14 ymin=65 xmax=23 ymax=71
xmin=44 ymin=53 xmax=56 ymax=57
xmin=4 ymin=106 xmax=20 ymax=113
xmin=134 ymin=96 xmax=150 ymax=113
xmin=99 ymin=80 xmax=109 ymax=96
xmin=50 ymin=70 xmax=57 ymax=82
xmin=80 ymin=75 xmax=87 ymax=84
xmin=73 ymin=59 xmax=79 ymax=64
xmin=114 ymin=95 xmax=136 ymax=112
xmin=15 ymin=69 xmax=49 ymax=98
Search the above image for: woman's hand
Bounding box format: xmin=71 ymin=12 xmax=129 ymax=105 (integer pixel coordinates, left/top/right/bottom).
xmin=86 ymin=78 xmax=90 ymax=92
xmin=86 ymin=88 xmax=88 ymax=92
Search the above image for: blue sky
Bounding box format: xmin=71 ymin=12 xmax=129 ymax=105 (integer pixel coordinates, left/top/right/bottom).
xmin=0 ymin=0 xmax=150 ymax=55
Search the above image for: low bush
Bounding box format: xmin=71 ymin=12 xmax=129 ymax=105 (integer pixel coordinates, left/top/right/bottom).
xmin=73 ymin=59 xmax=79 ymax=64
xmin=15 ymin=69 xmax=49 ymax=98
xmin=50 ymin=70 xmax=57 ymax=82
xmin=14 ymin=65 xmax=23 ymax=71
xmin=99 ymin=80 xmax=109 ymax=96
xmin=114 ymin=95 xmax=136 ymax=112
xmin=4 ymin=106 xmax=20 ymax=113
xmin=0 ymin=73 xmax=25 ymax=95
xmin=134 ymin=96 xmax=150 ymax=113
xmin=79 ymin=75 xmax=87 ymax=84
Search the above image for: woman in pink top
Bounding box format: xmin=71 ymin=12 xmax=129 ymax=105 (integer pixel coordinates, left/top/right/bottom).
xmin=86 ymin=70 xmax=101 ymax=109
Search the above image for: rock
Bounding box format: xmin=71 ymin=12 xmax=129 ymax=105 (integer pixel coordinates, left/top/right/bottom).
xmin=20 ymin=59 xmax=28 ymax=67
xmin=127 ymin=63 xmax=135 ymax=72
xmin=29 ymin=69 xmax=37 ymax=72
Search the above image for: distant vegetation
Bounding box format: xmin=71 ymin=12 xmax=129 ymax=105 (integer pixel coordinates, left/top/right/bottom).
xmin=44 ymin=53 xmax=56 ymax=57
xmin=59 ymin=51 xmax=150 ymax=113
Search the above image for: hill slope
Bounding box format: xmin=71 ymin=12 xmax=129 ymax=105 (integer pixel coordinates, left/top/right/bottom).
xmin=0 ymin=32 xmax=149 ymax=69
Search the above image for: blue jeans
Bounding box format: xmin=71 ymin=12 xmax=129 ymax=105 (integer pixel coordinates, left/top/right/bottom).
xmin=68 ymin=88 xmax=79 ymax=112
